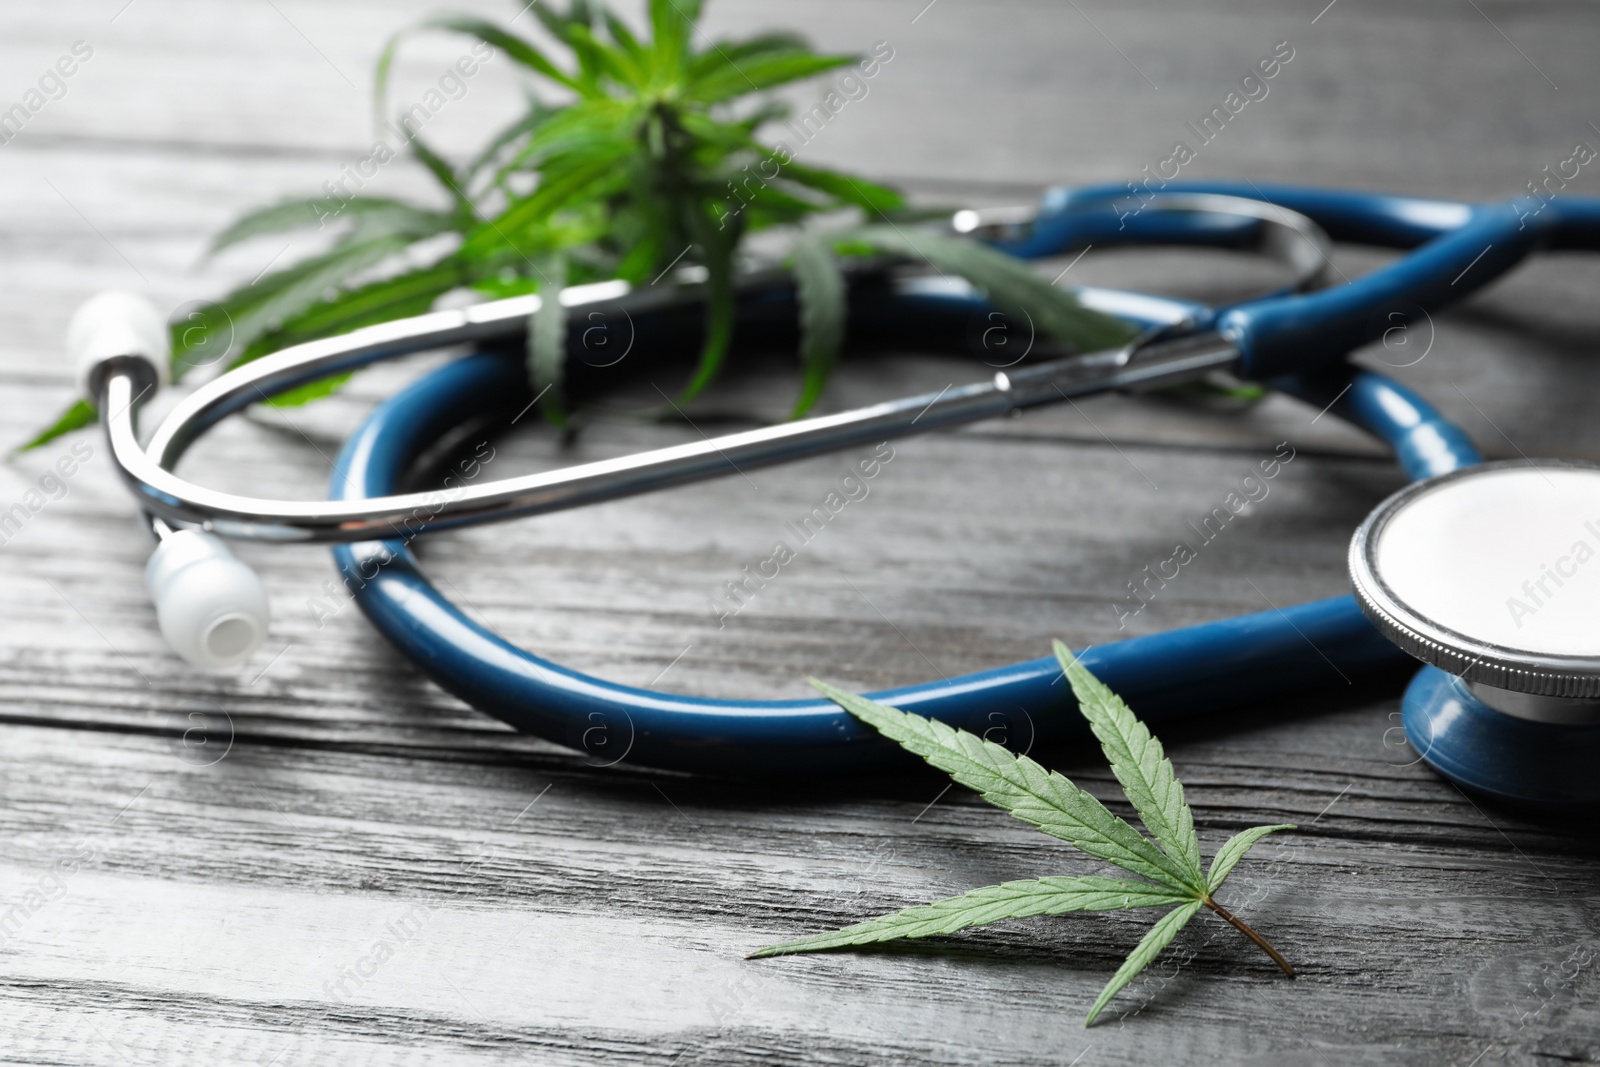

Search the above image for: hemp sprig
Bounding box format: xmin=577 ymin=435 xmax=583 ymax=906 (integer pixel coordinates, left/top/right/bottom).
xmin=753 ymin=641 xmax=1296 ymax=1027
xmin=22 ymin=0 xmax=1138 ymax=452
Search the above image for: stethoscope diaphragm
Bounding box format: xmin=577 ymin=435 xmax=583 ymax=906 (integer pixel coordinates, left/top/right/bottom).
xmin=1350 ymin=461 xmax=1600 ymax=804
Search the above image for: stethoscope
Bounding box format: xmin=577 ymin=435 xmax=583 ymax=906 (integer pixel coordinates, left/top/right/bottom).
xmin=70 ymin=180 xmax=1600 ymax=808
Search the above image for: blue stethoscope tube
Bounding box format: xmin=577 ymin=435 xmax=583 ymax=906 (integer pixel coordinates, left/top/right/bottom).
xmin=1011 ymin=180 xmax=1600 ymax=378
xmin=326 ymin=183 xmax=1535 ymax=775
xmin=331 ymin=354 xmax=1468 ymax=775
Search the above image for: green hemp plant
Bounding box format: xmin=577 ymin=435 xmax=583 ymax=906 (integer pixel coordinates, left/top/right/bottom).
xmin=754 ymin=641 xmax=1296 ymax=1027
xmin=22 ymin=0 xmax=1137 ymax=452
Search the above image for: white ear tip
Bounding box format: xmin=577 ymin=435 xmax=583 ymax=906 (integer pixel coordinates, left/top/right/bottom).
xmin=68 ymin=291 xmax=170 ymax=397
xmin=145 ymin=531 xmax=269 ymax=669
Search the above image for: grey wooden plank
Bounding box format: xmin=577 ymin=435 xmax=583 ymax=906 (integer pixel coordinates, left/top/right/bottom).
xmin=4 ymin=1 xmax=1600 ymax=1064
xmin=0 ymin=382 xmax=1589 ymax=1063
xmin=0 ymin=717 xmax=1593 ymax=1067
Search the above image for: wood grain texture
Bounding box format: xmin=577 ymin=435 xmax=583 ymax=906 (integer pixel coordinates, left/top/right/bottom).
xmin=3 ymin=1 xmax=1600 ymax=1064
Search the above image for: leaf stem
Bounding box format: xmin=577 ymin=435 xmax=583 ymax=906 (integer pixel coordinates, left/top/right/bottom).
xmin=1203 ymin=898 xmax=1295 ymax=978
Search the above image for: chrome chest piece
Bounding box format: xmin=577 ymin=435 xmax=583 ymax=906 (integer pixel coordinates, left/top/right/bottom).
xmin=1350 ymin=460 xmax=1600 ymax=805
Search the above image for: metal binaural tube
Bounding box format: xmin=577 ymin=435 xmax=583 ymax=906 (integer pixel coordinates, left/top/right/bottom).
xmin=102 ymin=329 xmax=1240 ymax=545
xmin=91 ymin=191 xmax=1327 ymax=548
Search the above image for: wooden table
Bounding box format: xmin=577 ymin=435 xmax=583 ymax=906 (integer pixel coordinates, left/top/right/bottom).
xmin=3 ymin=1 xmax=1599 ymax=1063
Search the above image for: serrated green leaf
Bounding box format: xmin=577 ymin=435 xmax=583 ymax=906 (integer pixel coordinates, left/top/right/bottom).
xmin=1207 ymin=824 xmax=1295 ymax=894
xmin=464 ymin=105 xmax=549 ymax=187
xmin=258 ymin=261 xmax=465 ymax=342
xmin=761 ymin=659 xmax=1298 ymax=1023
xmin=603 ymin=11 xmax=647 ymax=69
xmin=528 ymin=0 xmax=590 ymax=38
xmin=752 ymin=876 xmax=1191 ymax=958
xmin=406 ymin=135 xmax=473 ymax=217
xmin=13 ymin=399 xmax=95 ymax=453
xmin=811 ymin=680 xmax=1197 ymax=893
xmin=528 ymin=255 xmax=569 ymax=426
xmin=670 ymin=203 xmax=736 ymax=407
xmin=687 ymin=32 xmax=809 ymax=80
xmin=376 ymin=15 xmax=577 ymax=121
xmin=1054 ymin=641 xmax=1205 ymax=892
xmin=554 ymin=27 xmax=608 ymax=91
xmin=1159 ymin=376 xmax=1268 ymax=404
xmin=204 ymin=199 xmax=327 ymax=254
xmin=265 ymin=371 xmax=356 ymax=408
xmin=788 ymin=233 xmax=845 ymax=418
xmin=649 ymin=0 xmax=697 ymax=80
xmin=781 ymin=162 xmax=905 ymax=216
xmin=460 ymin=148 xmax=630 ymax=260
xmin=692 ymin=51 xmax=853 ymax=103
xmin=1086 ymin=899 xmax=1204 ymax=1026
xmin=842 ymin=225 xmax=1139 ymax=354
xmin=721 ymin=180 xmax=818 ymax=226
xmin=513 ymin=98 xmax=637 ymax=169
xmin=194 ymin=234 xmax=418 ymax=366
xmin=210 ymin=260 xmax=467 ymax=396
xmin=206 ymin=197 xmax=455 ymax=259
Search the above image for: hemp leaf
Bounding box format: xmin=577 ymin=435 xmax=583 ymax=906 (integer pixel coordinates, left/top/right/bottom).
xmin=25 ymin=0 xmax=1149 ymax=450
xmin=752 ymin=640 xmax=1297 ymax=1027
